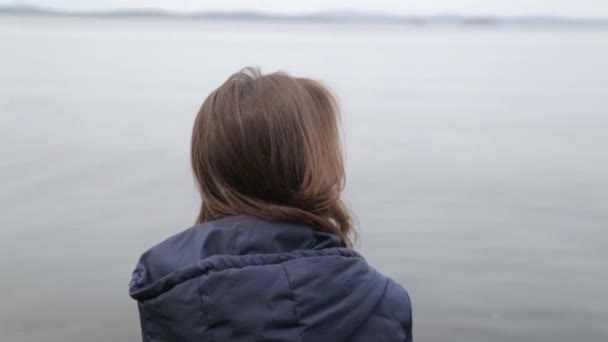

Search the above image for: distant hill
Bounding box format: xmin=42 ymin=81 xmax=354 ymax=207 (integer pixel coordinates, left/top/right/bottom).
xmin=1 ymin=4 xmax=607 ymax=27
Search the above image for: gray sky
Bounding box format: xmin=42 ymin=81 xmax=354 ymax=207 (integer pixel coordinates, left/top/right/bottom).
xmin=2 ymin=0 xmax=606 ymax=18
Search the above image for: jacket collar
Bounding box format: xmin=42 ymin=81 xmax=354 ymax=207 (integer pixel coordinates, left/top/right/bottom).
xmin=197 ymin=214 xmax=344 ymax=257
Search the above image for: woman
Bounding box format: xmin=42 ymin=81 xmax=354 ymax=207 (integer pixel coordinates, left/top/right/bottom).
xmin=129 ymin=67 xmax=412 ymax=341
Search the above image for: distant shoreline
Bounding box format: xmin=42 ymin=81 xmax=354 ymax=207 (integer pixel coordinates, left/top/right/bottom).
xmin=1 ymin=5 xmax=608 ymax=27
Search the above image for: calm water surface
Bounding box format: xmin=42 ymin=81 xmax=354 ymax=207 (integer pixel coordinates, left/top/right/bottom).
xmin=0 ymin=16 xmax=607 ymax=342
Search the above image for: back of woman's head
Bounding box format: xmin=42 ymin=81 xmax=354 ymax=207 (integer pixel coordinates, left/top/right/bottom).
xmin=191 ymin=67 xmax=352 ymax=246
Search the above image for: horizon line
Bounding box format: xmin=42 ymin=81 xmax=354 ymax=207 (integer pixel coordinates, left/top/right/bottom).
xmin=1 ymin=4 xmax=607 ymax=24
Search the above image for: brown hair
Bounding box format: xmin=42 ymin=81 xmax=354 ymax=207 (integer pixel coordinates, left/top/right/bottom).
xmin=190 ymin=67 xmax=353 ymax=246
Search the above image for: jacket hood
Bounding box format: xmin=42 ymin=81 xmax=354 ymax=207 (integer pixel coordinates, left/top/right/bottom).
xmin=129 ymin=215 xmax=394 ymax=341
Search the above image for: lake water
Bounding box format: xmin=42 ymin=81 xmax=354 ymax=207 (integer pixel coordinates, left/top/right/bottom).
xmin=1 ymin=16 xmax=607 ymax=342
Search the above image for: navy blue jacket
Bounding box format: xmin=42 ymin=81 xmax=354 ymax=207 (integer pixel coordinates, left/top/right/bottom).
xmin=129 ymin=215 xmax=412 ymax=341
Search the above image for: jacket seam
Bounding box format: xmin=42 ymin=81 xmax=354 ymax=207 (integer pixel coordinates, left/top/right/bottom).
xmin=281 ymin=264 xmax=304 ymax=341
xmin=197 ymin=275 xmax=215 ymax=342
xmin=141 ymin=303 xmax=156 ymax=342
xmin=344 ymin=277 xmax=390 ymax=341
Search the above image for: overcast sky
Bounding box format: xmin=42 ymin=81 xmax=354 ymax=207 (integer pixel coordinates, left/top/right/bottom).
xmin=2 ymin=0 xmax=606 ymax=18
